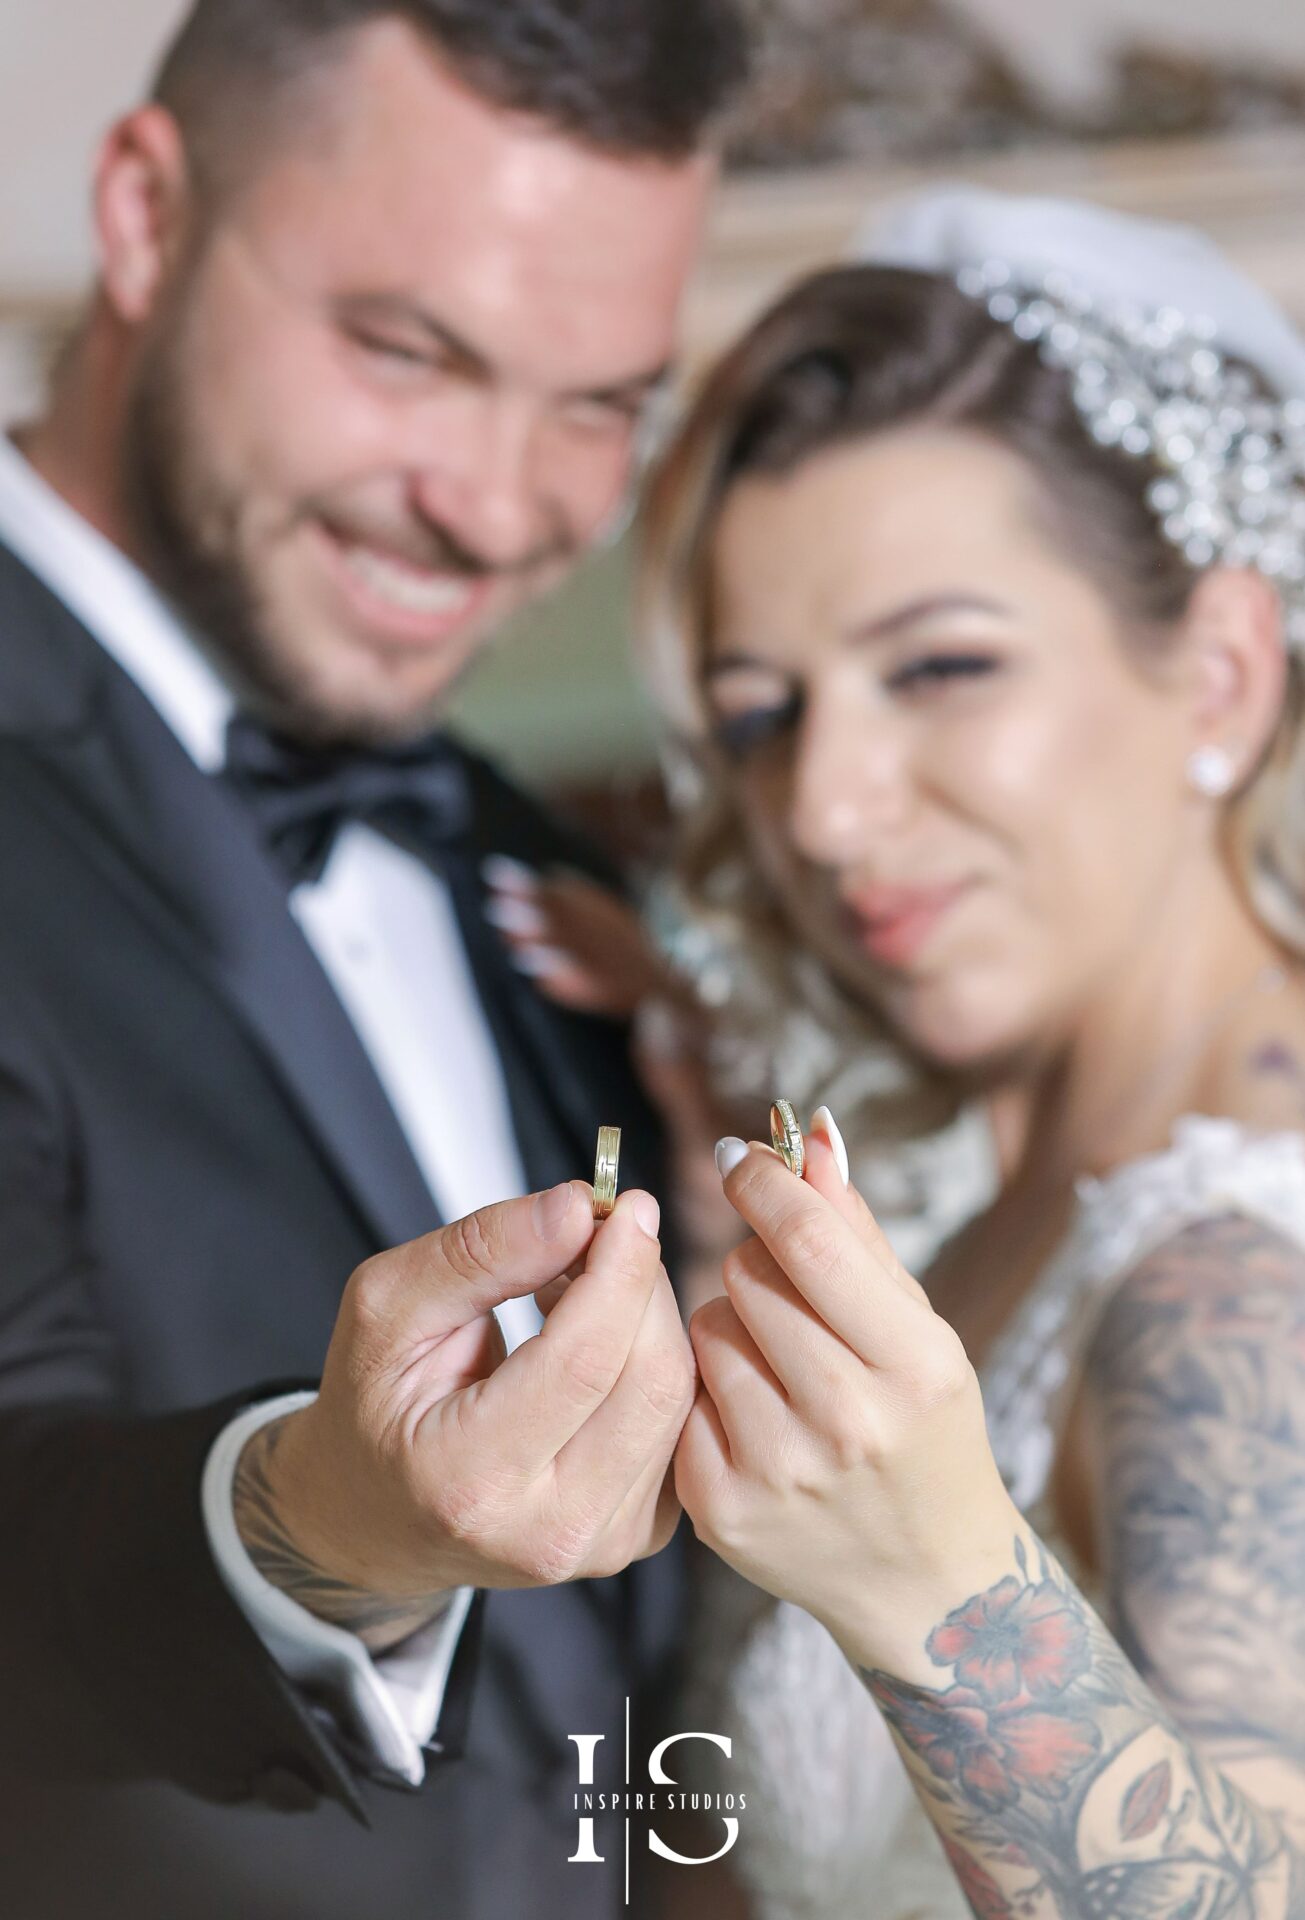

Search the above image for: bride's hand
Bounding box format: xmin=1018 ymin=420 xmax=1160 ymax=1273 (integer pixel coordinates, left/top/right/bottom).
xmin=482 ymin=856 xmax=671 ymax=1017
xmin=675 ymin=1122 xmax=1021 ymax=1681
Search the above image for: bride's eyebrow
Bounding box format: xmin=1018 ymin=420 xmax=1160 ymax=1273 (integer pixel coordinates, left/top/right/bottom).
xmin=703 ymin=651 xmax=792 ymax=677
xmin=847 ymin=592 xmax=1013 ymax=644
xmin=704 ymin=593 xmax=1013 ymax=676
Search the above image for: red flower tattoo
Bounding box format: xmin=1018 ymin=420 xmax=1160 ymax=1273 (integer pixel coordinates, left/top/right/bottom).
xmin=927 ymin=1577 xmax=1091 ymax=1703
xmin=995 ymin=1709 xmax=1102 ymax=1798
xmin=942 ymin=1839 xmax=1016 ymax=1920
xmin=868 ymin=1677 xmax=1018 ymax=1810
xmin=868 ymin=1676 xmax=1100 ymax=1815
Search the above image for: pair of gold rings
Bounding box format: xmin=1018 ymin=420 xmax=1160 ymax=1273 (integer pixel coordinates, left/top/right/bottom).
xmin=592 ymin=1100 xmax=804 ymax=1221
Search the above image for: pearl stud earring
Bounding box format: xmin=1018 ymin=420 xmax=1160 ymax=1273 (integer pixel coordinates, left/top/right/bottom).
xmin=1187 ymin=745 xmax=1238 ymax=798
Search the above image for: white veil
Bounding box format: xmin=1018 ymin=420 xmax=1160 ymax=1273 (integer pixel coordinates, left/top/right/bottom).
xmin=854 ymin=186 xmax=1305 ymax=401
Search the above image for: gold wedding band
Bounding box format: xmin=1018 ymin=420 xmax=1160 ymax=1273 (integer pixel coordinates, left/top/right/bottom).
xmin=593 ymin=1126 xmax=621 ymax=1220
xmin=770 ymin=1100 xmax=805 ymax=1178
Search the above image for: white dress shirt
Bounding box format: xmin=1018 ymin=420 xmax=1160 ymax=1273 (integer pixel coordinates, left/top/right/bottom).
xmin=0 ymin=432 xmax=543 ymax=1786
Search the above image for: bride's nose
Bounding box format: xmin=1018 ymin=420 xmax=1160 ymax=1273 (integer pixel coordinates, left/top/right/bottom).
xmin=788 ymin=684 xmax=913 ymax=865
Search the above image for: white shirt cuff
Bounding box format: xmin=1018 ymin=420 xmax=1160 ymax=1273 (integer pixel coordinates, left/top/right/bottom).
xmin=201 ymin=1391 xmax=475 ymax=1788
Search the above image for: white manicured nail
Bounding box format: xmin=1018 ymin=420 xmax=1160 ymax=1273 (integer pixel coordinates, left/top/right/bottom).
xmin=811 ymin=1106 xmax=850 ymax=1186
xmin=715 ymin=1137 xmax=749 ymax=1180
xmin=484 ymin=895 xmax=548 ymax=937
xmin=510 ymin=944 xmax=570 ymax=978
xmin=482 ymin=855 xmax=539 ymax=894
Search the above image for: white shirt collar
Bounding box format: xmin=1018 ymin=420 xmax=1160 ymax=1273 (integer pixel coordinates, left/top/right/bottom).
xmin=0 ymin=432 xmax=234 ymax=771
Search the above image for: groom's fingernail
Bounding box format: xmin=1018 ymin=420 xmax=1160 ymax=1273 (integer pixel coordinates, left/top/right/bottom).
xmin=715 ymin=1137 xmax=749 ymax=1181
xmin=811 ymin=1106 xmax=850 ymax=1187
xmin=630 ymin=1193 xmax=662 ymax=1240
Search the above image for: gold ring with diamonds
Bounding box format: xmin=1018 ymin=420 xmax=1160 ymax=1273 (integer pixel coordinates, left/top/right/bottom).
xmin=593 ymin=1126 xmax=621 ymax=1220
xmin=769 ymin=1101 xmax=805 ymax=1178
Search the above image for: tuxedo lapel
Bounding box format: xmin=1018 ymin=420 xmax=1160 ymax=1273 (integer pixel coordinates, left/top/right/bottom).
xmin=0 ymin=550 xmax=441 ymax=1252
xmin=0 ymin=537 xmax=633 ymax=1250
xmin=455 ymin=776 xmax=631 ymax=1194
xmin=439 ymin=868 xmax=587 ymax=1196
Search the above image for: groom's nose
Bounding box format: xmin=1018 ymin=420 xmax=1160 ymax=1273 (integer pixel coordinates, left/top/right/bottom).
xmin=407 ymin=396 xmax=566 ymax=577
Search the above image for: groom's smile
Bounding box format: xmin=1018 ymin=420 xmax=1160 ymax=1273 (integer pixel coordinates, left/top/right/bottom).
xmin=111 ymin=16 xmax=711 ymax=743
xmin=307 ymin=506 xmax=515 ymax=653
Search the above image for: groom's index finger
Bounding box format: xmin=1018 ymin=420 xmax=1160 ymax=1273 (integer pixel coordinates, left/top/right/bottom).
xmin=357 ymin=1180 xmax=598 ymax=1343
xmin=721 ymin=1144 xmax=924 ymax=1364
xmin=466 ymin=1189 xmax=668 ymax=1471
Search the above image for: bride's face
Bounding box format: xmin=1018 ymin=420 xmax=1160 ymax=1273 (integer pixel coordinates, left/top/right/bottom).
xmin=703 ymin=426 xmax=1202 ymax=1069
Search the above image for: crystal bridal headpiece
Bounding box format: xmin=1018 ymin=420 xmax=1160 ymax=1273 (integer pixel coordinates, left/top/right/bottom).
xmin=856 ymin=188 xmax=1305 ymax=651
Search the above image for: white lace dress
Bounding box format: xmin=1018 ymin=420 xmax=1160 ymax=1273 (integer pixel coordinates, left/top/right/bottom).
xmin=702 ymin=1117 xmax=1305 ymax=1920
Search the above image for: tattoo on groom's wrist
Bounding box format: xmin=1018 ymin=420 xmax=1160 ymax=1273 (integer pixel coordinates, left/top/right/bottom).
xmin=232 ymin=1418 xmax=449 ymax=1654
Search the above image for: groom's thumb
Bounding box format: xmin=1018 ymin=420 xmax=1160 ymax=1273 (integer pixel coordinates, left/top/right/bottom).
xmin=347 ymin=1182 xmax=599 ymax=1346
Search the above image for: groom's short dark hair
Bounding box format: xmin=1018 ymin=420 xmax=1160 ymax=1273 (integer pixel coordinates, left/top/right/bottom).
xmin=153 ymin=0 xmax=750 ymax=190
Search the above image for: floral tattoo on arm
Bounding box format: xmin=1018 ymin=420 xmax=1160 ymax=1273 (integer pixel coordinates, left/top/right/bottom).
xmin=859 ymin=1216 xmax=1305 ymax=1919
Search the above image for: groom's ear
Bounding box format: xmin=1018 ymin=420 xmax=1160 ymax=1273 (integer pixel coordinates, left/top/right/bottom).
xmin=94 ymin=106 xmax=191 ymax=328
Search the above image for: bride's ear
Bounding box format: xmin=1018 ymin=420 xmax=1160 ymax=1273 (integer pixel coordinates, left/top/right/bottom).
xmin=1180 ymin=567 xmax=1287 ymax=779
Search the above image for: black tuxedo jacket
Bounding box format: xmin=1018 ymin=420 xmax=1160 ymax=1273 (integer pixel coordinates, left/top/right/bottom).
xmin=0 ymin=539 xmax=680 ymax=1919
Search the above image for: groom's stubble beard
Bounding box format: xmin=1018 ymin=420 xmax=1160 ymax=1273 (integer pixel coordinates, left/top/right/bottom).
xmin=118 ymin=292 xmax=339 ymax=743
xmin=116 ymin=275 xmax=556 ymax=751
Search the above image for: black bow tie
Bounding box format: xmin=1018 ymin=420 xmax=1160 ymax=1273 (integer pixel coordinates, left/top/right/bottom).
xmin=223 ymin=715 xmax=475 ymax=888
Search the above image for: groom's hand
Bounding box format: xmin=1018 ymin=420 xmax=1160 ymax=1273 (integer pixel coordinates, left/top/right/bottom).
xmin=235 ymin=1181 xmax=694 ymax=1645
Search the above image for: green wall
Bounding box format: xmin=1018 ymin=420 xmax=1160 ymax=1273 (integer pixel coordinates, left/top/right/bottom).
xmin=448 ymin=536 xmax=662 ymax=787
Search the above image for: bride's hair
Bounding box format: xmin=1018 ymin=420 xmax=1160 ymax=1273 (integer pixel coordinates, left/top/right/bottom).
xmin=638 ymin=264 xmax=1305 ymax=1143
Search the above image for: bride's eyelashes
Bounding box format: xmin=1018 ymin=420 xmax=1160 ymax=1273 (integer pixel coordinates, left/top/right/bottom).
xmin=711 ymin=690 xmax=804 ymax=759
xmin=883 ymin=650 xmax=1003 ymax=696
xmin=708 ymin=650 xmax=1003 ymax=758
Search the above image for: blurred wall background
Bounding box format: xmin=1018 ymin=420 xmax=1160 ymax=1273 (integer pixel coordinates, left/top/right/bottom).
xmin=4 ymin=0 xmax=1305 ymax=795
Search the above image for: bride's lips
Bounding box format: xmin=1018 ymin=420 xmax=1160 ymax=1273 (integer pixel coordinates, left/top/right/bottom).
xmin=313 ymin=519 xmax=498 ymax=647
xmin=842 ymin=881 xmax=972 ymax=969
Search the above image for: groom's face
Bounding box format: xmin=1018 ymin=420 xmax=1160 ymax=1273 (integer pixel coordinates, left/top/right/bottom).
xmin=115 ymin=21 xmax=711 ymax=741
